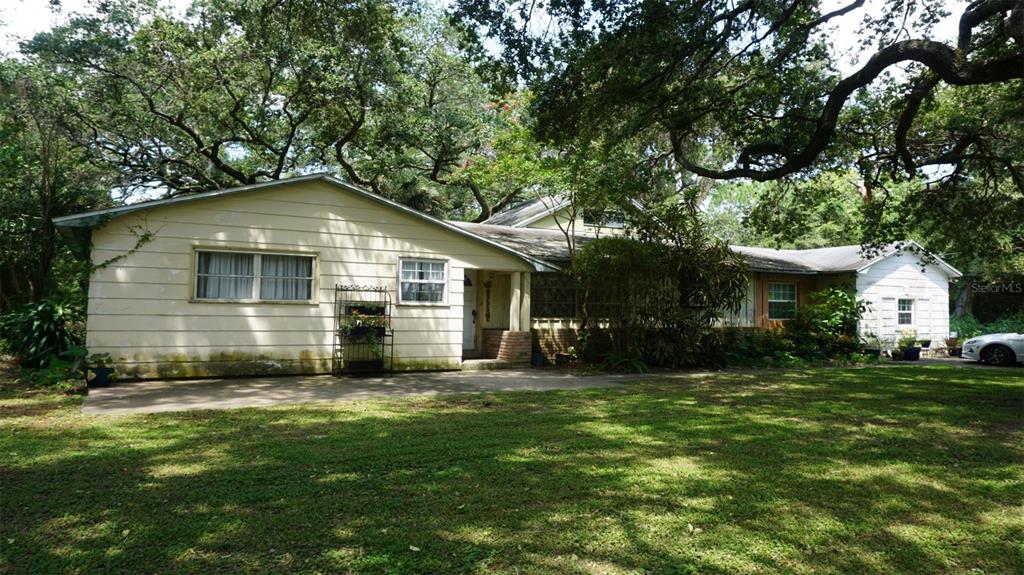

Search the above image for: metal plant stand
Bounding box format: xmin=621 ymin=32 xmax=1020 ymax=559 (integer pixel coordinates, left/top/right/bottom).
xmin=332 ymin=285 xmax=394 ymax=374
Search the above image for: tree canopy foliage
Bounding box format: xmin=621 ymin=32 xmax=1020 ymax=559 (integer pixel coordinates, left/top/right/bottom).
xmin=23 ymin=0 xmax=548 ymax=220
xmin=2 ymin=0 xmax=1022 ymax=315
xmin=0 ymin=59 xmax=113 ymax=308
xmin=454 ymin=0 xmax=1024 ymax=268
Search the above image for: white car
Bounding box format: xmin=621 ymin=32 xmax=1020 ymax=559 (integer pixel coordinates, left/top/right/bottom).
xmin=961 ymin=333 xmax=1024 ymax=366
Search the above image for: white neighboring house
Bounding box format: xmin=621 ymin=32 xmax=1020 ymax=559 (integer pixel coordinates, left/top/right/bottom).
xmin=726 ymin=243 xmax=962 ymax=344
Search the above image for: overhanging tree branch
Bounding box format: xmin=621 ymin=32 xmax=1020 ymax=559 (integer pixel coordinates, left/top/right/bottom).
xmin=676 ymin=39 xmax=1024 ymax=181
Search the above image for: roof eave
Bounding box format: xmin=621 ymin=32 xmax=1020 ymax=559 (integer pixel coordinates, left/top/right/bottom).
xmin=511 ymin=198 xmax=569 ymax=227
xmin=854 ymin=240 xmax=963 ymax=278
xmin=53 ymin=173 xmax=559 ymax=273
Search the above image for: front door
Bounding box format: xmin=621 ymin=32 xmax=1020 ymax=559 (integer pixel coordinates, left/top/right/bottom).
xmin=463 ymin=276 xmax=477 ymax=350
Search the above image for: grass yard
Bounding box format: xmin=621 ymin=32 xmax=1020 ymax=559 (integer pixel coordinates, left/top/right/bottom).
xmin=2 ymin=365 xmax=1022 ymax=574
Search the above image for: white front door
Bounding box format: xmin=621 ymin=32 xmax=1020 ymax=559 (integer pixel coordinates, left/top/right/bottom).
xmin=463 ymin=276 xmax=477 ymax=350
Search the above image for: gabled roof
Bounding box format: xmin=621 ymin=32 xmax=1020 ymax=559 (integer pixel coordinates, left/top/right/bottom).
xmin=731 ymin=241 xmax=962 ymax=277
xmin=450 ymin=221 xmax=596 ymax=262
xmin=481 ymin=195 xmax=569 ymax=227
xmin=453 ymin=225 xmax=962 ymax=278
xmin=53 ymin=173 xmax=558 ymax=272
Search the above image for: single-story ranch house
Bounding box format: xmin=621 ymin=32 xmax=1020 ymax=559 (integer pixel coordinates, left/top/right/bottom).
xmin=54 ymin=173 xmax=962 ymax=378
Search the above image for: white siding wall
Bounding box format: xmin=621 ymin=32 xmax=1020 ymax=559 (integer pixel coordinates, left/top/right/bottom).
xmin=87 ymin=180 xmax=531 ymax=378
xmin=856 ymin=252 xmax=953 ymax=345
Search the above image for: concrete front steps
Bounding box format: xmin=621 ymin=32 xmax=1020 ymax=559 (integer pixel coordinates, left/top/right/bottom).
xmin=460 ymin=359 xmax=530 ymax=371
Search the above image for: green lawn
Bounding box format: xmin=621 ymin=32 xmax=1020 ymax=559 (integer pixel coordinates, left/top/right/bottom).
xmin=2 ymin=366 xmax=1022 ymax=575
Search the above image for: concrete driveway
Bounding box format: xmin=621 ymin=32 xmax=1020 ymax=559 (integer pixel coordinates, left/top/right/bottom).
xmin=82 ymin=370 xmax=642 ymax=415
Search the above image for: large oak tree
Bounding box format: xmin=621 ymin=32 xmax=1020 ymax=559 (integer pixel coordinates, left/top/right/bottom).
xmin=454 ymin=0 xmax=1024 ymax=265
xmin=23 ymin=0 xmax=534 ymax=220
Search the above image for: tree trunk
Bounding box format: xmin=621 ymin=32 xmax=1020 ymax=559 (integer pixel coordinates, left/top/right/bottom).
xmin=32 ymin=132 xmax=56 ymax=301
xmin=952 ymin=277 xmax=974 ymax=317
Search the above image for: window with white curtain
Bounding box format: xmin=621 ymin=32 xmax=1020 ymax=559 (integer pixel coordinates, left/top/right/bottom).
xmin=194 ymin=250 xmax=315 ymax=302
xmin=260 ymin=254 xmax=313 ymax=301
xmin=399 ymin=258 xmax=446 ymax=303
xmin=767 ymin=282 xmax=798 ymax=320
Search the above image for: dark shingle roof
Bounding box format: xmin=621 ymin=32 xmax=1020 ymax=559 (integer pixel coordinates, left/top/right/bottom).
xmin=450 ymin=225 xmax=961 ymax=277
xmin=481 ymin=196 xmax=567 ymax=227
xmin=449 ymin=221 xmax=591 ymax=262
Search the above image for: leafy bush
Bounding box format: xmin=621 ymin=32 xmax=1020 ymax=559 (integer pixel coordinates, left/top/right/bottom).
xmin=951 ymin=311 xmax=1024 ymax=338
xmin=950 ymin=313 xmax=984 ymax=338
xmin=782 ymin=287 xmax=867 ymax=357
xmin=572 ymin=205 xmax=749 ymax=369
xmin=723 ymin=329 xmax=806 ymax=368
xmin=724 ymin=287 xmax=870 ymax=367
xmin=0 ymin=300 xmax=83 ymax=368
xmin=602 ymin=351 xmax=649 ymax=373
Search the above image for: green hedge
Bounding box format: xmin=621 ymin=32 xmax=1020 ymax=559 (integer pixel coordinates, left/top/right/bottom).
xmin=951 ymin=311 xmax=1024 ymax=339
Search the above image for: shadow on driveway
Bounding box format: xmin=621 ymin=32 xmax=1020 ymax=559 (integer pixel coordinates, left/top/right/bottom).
xmin=82 ymin=370 xmax=656 ymax=415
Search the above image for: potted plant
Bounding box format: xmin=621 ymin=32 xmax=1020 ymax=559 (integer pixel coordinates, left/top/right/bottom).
xmin=346 ymin=304 xmax=385 ymax=316
xmin=945 ymin=336 xmax=962 ymax=357
xmin=345 ymin=332 xmax=386 ymax=371
xmin=918 ymin=339 xmax=932 ymax=349
xmin=341 ymin=310 xmax=389 ymax=338
xmin=860 ymin=333 xmax=882 ymax=358
xmin=61 ymin=347 xmax=116 ymax=388
xmin=897 ymin=328 xmax=921 ymax=361
xmin=351 ymin=312 xmax=389 ymax=337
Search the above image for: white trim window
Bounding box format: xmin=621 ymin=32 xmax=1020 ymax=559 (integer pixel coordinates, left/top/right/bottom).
xmin=399 ymin=258 xmax=447 ymax=304
xmin=767 ymin=282 xmax=798 ymax=320
xmin=195 ymin=250 xmax=315 ymax=302
xmin=898 ymin=298 xmax=914 ymax=325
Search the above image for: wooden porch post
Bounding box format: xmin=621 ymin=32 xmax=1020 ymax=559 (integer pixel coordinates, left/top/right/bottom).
xmin=510 ymin=272 xmax=522 ymax=331
xmin=519 ymin=272 xmax=531 ymax=332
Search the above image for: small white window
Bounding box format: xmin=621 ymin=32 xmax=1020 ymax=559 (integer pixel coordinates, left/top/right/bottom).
xmin=399 ymin=259 xmax=446 ymax=304
xmin=898 ymin=299 xmax=914 ymax=325
xmin=767 ymin=282 xmax=798 ymax=320
xmin=195 ymin=250 xmax=315 ymax=302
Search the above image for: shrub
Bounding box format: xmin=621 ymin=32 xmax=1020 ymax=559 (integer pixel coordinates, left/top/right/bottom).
xmin=794 ymin=286 xmax=868 ymax=339
xmin=571 ymin=209 xmax=749 ymax=370
xmin=0 ymin=300 xmax=83 ymax=368
xmin=950 ymin=313 xmax=984 ymax=338
xmin=723 ymin=329 xmax=804 ymax=367
xmin=951 ymin=311 xmax=1024 ymax=338
xmin=982 ymin=310 xmax=1024 ymax=335
xmin=724 ymin=287 xmax=869 ymax=367
xmin=602 ymin=351 xmax=649 ymax=373
xmin=897 ymin=328 xmax=918 ymax=349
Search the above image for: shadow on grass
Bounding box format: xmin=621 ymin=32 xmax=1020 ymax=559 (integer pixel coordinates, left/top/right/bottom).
xmin=3 ymin=366 xmax=1022 ymax=574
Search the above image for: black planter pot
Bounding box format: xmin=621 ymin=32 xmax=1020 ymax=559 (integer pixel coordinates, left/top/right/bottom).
xmin=349 ymin=326 xmax=386 ymax=338
xmin=346 ymin=359 xmax=384 ymax=371
xmin=948 ymin=347 xmax=962 ymax=357
xmin=87 ymin=366 xmax=115 ymax=387
xmin=347 ymin=305 xmax=385 ymax=316
xmin=861 ymin=348 xmax=881 ymax=358
xmin=900 ymin=347 xmax=922 ymax=361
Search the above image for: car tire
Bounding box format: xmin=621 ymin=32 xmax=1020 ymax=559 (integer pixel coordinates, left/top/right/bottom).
xmin=980 ymin=344 xmax=1016 ymax=366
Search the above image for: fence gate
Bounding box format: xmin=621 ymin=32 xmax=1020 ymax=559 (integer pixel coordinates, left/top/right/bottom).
xmin=332 ymin=285 xmax=394 ymax=374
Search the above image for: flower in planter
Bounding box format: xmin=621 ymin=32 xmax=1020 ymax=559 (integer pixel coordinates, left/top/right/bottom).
xmin=897 ymin=328 xmax=919 ymax=350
